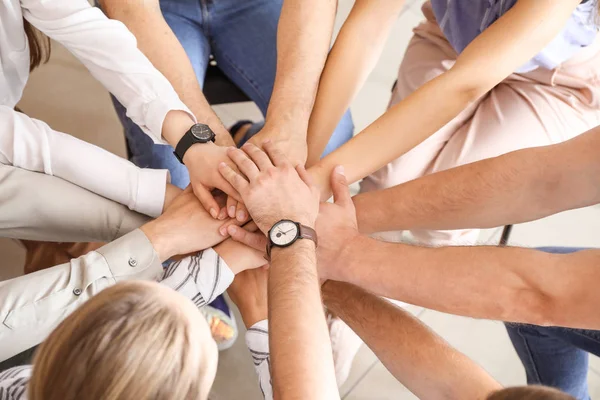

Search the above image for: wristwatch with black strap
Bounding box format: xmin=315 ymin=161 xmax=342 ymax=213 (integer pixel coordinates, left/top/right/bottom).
xmin=266 ymin=219 xmax=318 ymax=261
xmin=173 ymin=123 xmax=216 ymax=164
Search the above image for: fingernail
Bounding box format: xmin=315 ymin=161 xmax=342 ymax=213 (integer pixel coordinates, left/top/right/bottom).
xmin=263 ymin=139 xmax=271 ymax=145
xmin=228 ymin=226 xmax=237 ymax=235
xmin=229 ymin=206 xmax=236 ymax=218
xmin=335 ymin=165 xmax=345 ymax=176
xmin=210 ymin=208 xmax=218 ymax=219
xmin=220 ymin=226 xmax=228 ymax=236
xmin=236 ymin=210 xmax=246 ymax=221
xmin=218 ymin=209 xmax=228 ymax=220
xmin=219 ymin=162 xmax=227 ymax=168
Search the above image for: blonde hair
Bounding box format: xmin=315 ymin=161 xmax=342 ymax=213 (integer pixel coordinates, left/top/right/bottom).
xmin=487 ymin=386 xmax=576 ymax=400
xmin=29 ymin=281 xmax=218 ymax=400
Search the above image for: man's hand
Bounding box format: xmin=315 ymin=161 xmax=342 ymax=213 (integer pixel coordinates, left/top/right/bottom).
xmin=183 ymin=143 xmax=248 ymax=221
xmin=316 ymin=165 xmax=361 ymax=280
xmin=141 ymin=187 xmax=237 ymax=261
xmin=248 ymin=125 xmax=308 ymax=168
xmin=218 ymin=141 xmax=320 ymax=234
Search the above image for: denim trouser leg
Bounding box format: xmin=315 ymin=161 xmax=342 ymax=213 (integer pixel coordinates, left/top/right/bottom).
xmin=505 ymin=247 xmax=598 ymax=400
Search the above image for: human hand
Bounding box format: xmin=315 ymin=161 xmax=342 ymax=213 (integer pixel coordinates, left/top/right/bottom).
xmin=162 ymin=183 xmax=183 ymax=212
xmin=248 ymin=124 xmax=308 ymax=168
xmin=227 ymin=265 xmax=269 ymax=329
xmin=183 ymin=142 xmax=248 ymax=221
xmin=218 ymin=141 xmax=320 ymax=234
xmin=213 ymin=223 xmax=267 ymax=275
xmin=315 ymin=166 xmax=361 ymax=280
xmin=141 ymin=187 xmax=239 ymax=261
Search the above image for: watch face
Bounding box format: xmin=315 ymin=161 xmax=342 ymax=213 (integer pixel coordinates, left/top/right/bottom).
xmin=270 ymin=220 xmax=299 ymax=247
xmin=190 ymin=124 xmax=213 ymax=141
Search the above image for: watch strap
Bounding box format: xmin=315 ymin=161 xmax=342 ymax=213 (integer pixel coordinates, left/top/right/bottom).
xmin=173 ymin=125 xmax=216 ymax=164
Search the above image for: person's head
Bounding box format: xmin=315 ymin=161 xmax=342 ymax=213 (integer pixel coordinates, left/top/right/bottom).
xmin=23 ymin=19 xmax=51 ymax=71
xmin=29 ymin=281 xmax=218 ymax=400
xmin=487 ymin=386 xmax=576 ymax=400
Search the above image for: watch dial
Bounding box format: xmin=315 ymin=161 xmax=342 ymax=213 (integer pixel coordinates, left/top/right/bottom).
xmin=191 ymin=124 xmax=213 ymax=141
xmin=270 ymin=221 xmax=299 ymax=246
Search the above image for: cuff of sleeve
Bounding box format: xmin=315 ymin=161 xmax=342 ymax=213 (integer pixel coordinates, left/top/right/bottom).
xmin=145 ymin=95 xmax=197 ymax=145
xmin=97 ymin=229 xmax=163 ymax=282
xmin=245 ymin=319 xmax=269 ymax=354
xmin=133 ymin=168 xmax=170 ymax=218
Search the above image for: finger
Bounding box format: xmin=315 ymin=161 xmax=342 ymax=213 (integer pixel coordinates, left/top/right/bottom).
xmin=218 ymin=162 xmax=248 ymax=195
xmin=263 ymin=140 xmax=291 ymax=168
xmin=296 ymin=165 xmax=316 ymax=189
xmin=227 ymin=195 xmax=237 ymax=219
xmin=192 ymin=183 xmax=220 ymax=219
xmin=218 ymin=207 xmax=228 ymax=220
xmin=242 ymin=142 xmax=274 ymax=171
xmin=227 ymin=225 xmax=268 ymax=252
xmin=236 ymin=201 xmax=248 ymax=222
xmin=218 ymin=218 xmax=245 ymax=237
xmin=226 ymin=147 xmax=261 ymax=180
xmin=330 ymin=165 xmax=353 ymax=207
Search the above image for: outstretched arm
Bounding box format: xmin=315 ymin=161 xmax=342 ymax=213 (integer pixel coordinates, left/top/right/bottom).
xmin=322 ymin=281 xmax=501 ymax=400
xmin=317 ymin=167 xmax=600 ymax=330
xmin=306 ymin=0 xmax=406 ymax=166
xmin=353 ymin=126 xmax=600 ymax=234
xmin=248 ymin=0 xmax=338 ymax=166
xmin=309 ymin=0 xmax=581 ymax=195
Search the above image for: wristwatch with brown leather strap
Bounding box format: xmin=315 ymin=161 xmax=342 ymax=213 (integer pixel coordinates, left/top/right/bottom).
xmin=266 ymin=219 xmax=318 ymax=261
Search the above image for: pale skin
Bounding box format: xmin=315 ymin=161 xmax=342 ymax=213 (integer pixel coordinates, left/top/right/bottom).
xmin=219 ymin=142 xmax=339 ymax=400
xmin=315 ymin=127 xmax=600 ymax=330
xmin=305 ymin=0 xmax=582 ymax=196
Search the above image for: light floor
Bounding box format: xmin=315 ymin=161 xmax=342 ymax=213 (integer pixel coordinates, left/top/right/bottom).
xmin=1 ymin=0 xmax=600 ymax=398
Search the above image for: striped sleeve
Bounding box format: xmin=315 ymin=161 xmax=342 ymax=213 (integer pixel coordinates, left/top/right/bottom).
xmin=245 ymin=320 xmax=273 ymax=400
xmin=159 ymin=248 xmax=234 ymax=307
xmin=0 ymin=366 xmax=32 ymax=400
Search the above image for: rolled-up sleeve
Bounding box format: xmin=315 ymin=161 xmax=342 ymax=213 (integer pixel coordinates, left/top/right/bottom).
xmin=20 ymin=0 xmax=196 ymax=144
xmin=0 ymin=229 xmax=162 ymax=361
xmin=0 ymin=107 xmax=168 ymax=217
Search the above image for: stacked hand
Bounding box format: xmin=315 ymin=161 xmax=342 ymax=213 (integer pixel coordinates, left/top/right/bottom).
xmin=218 ymin=141 xmax=320 ymax=233
xmin=184 ymin=143 xmax=249 ymax=222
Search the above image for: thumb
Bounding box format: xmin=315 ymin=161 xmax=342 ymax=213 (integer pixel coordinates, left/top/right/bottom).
xmin=330 ymin=165 xmax=352 ymax=207
xmin=227 ymin=225 xmax=268 ymax=252
xmin=192 ymin=183 xmax=220 ymax=219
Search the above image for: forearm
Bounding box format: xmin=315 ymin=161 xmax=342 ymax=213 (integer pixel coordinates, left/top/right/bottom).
xmin=322 ymin=281 xmax=500 ymax=399
xmin=269 ymin=242 xmax=338 ymax=399
xmin=333 ymin=236 xmax=600 ymax=329
xmin=306 ymin=0 xmax=404 ymax=166
xmin=265 ymin=0 xmax=337 ymax=135
xmin=353 ymin=128 xmax=600 ymax=234
xmin=100 ymin=1 xmax=232 ymax=146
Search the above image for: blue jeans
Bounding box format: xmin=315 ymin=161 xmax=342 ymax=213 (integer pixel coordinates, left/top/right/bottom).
xmin=505 ymin=247 xmax=599 ymax=400
xmin=109 ymin=0 xmax=354 ymax=189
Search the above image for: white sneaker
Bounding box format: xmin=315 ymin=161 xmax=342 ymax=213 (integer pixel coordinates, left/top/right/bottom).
xmin=327 ymin=311 xmax=363 ymax=387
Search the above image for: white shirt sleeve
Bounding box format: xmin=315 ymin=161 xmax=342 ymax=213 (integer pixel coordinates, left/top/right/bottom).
xmin=0 ymin=106 xmax=168 ymax=217
xmin=159 ymin=249 xmax=235 ymax=306
xmin=246 ymin=320 xmax=273 ymax=400
xmin=19 ymin=0 xmax=196 ymax=144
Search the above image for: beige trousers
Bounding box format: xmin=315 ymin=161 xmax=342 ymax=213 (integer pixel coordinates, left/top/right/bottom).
xmin=360 ymin=2 xmax=600 ymax=246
